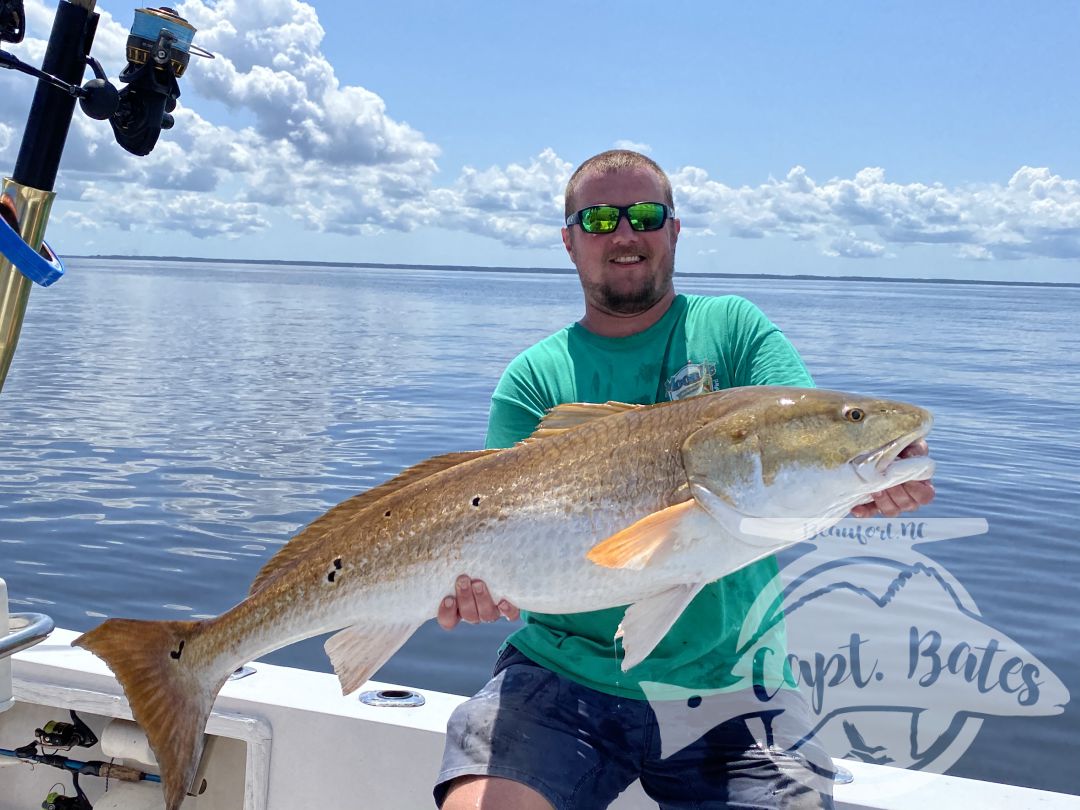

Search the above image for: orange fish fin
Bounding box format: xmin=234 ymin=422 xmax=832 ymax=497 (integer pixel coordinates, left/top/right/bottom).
xmin=324 ymin=621 xmax=419 ymax=695
xmin=249 ymin=449 xmax=499 ymax=595
xmin=586 ymin=500 xmax=698 ymax=570
xmin=525 ymin=401 xmax=644 ymax=441
xmin=617 ymin=582 xmax=706 ymax=670
xmin=73 ymin=617 xmax=225 ymax=810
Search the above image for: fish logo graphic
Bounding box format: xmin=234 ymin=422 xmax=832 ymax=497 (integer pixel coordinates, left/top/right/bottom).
xmin=643 ymin=518 xmax=1070 ymax=794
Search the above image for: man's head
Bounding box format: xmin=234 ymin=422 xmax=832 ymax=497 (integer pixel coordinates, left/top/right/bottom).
xmin=562 ymin=150 xmax=680 ymax=333
xmin=563 ymin=150 xmax=674 ymax=220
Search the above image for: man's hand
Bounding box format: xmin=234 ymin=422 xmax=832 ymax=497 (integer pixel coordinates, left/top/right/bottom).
xmin=438 ymin=575 xmax=520 ymax=630
xmin=850 ymin=439 xmax=935 ymax=518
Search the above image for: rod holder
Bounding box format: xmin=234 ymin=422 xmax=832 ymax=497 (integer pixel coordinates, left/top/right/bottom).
xmin=0 ymin=178 xmax=55 ymax=392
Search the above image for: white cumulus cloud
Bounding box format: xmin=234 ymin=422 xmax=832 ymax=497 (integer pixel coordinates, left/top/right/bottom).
xmin=178 ymin=0 xmax=438 ymax=168
xmin=613 ymin=139 xmax=652 ymax=154
xmin=669 ymin=164 xmax=1080 ymax=260
xmin=825 ymin=232 xmax=888 ymax=259
xmin=1 ymin=0 xmax=442 ymax=241
xmin=425 ymin=148 xmax=572 ymax=249
xmin=61 ymin=182 xmax=268 ymax=237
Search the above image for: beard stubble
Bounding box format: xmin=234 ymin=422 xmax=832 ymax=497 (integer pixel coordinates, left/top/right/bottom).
xmin=589 ymin=258 xmax=675 ymax=316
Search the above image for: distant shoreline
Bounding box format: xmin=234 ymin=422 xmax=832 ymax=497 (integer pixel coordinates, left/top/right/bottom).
xmin=68 ymin=255 xmax=1080 ymax=289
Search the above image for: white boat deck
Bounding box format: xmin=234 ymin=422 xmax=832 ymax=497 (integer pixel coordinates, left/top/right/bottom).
xmin=3 ymin=628 xmax=1078 ymax=810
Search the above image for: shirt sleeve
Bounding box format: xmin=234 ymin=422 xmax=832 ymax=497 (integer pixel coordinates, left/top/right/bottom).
xmin=485 ymin=394 xmax=543 ymax=449
xmin=484 ymin=356 xmax=551 ymax=449
xmin=726 ymin=297 xmax=815 ymax=388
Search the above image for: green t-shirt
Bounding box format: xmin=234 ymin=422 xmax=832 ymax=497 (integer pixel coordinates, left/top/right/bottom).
xmin=486 ymin=293 xmax=815 ymax=699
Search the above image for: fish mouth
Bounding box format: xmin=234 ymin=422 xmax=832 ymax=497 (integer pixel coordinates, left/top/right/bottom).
xmin=852 ymin=421 xmax=935 ymax=485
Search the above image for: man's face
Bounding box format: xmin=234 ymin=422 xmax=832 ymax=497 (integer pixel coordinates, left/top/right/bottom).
xmin=562 ymin=167 xmax=680 ymax=317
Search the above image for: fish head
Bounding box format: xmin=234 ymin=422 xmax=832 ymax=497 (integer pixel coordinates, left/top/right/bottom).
xmin=681 ymin=388 xmax=935 ymax=544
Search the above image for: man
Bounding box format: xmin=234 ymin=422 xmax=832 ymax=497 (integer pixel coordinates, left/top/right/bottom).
xmin=434 ymin=150 xmax=934 ymax=809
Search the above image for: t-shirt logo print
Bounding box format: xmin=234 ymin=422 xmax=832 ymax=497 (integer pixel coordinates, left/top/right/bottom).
xmin=665 ymin=361 xmax=716 ymax=401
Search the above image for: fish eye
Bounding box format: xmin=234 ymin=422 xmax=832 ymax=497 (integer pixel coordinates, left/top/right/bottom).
xmin=845 ymin=407 xmax=866 ymax=423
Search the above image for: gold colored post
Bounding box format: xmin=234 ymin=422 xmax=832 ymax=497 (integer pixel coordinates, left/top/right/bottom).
xmin=0 ymin=178 xmax=56 ymax=392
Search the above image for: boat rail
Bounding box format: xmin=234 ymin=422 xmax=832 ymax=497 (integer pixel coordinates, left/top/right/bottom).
xmin=1 ymin=612 xmax=54 ymax=660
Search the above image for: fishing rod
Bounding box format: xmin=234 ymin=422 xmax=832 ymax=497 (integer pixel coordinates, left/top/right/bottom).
xmin=0 ymin=744 xmax=163 ymax=783
xmin=0 ymin=0 xmax=212 ymax=392
xmin=0 ymin=710 xmax=162 ymax=808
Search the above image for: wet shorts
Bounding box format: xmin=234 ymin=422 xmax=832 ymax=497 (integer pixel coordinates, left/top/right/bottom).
xmin=435 ymin=644 xmax=835 ymax=810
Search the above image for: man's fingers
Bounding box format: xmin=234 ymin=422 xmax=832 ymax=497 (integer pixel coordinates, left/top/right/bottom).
xmin=471 ymin=580 xmax=501 ymax=623
xmin=906 ymin=479 xmax=936 ymax=506
xmin=437 ymin=595 xmax=460 ymax=630
xmin=849 ymin=502 xmax=879 ymax=518
xmin=455 ymin=575 xmax=480 ymax=623
xmin=499 ymin=600 xmax=520 ymax=621
xmin=439 ymin=575 xmax=521 ymax=629
xmin=874 ymin=489 xmax=903 ymax=517
xmin=878 ymin=477 xmax=936 ymax=516
xmin=849 ymin=452 xmax=935 ymax=518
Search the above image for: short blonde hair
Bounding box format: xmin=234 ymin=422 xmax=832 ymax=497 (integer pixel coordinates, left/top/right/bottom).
xmin=564 ymin=150 xmax=674 ymax=220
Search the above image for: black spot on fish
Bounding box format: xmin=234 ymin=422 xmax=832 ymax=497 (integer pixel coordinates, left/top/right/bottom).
xmin=384 ymin=510 xmax=392 ymax=517
xmin=327 ymin=557 xmax=344 ymax=583
xmin=471 ymin=496 xmax=481 ymax=507
xmin=170 ymin=640 xmax=185 ymax=660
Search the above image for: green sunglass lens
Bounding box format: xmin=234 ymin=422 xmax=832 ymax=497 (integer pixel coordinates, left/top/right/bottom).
xmin=575 ymin=203 xmax=667 ymax=233
xmin=580 ymin=206 xmax=620 ymax=233
xmin=628 ymin=203 xmax=665 ymax=231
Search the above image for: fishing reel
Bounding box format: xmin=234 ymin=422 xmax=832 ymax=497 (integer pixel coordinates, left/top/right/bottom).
xmin=111 ymin=6 xmax=213 ymax=156
xmin=0 ymin=0 xmax=24 ymax=43
xmin=0 ymin=4 xmax=211 ymax=155
xmin=41 ymin=787 xmax=93 ymax=810
xmin=35 ymin=711 xmax=99 ymax=750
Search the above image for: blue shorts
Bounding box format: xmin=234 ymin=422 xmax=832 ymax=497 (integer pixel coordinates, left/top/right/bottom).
xmin=435 ymin=645 xmax=835 ymax=810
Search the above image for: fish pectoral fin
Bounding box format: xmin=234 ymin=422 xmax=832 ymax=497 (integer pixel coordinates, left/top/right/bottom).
xmin=688 ymin=482 xmax=822 ymax=546
xmin=324 ymin=621 xmax=419 ymax=695
xmin=524 ymin=401 xmax=643 ymax=441
xmin=617 ymin=582 xmax=706 ymax=671
xmin=586 ymin=501 xmax=700 ymax=570
xmin=687 ymin=481 xmax=748 ymax=537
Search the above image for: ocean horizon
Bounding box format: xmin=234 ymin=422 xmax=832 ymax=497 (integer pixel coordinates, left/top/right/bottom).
xmin=67 ymin=254 xmax=1080 ymax=289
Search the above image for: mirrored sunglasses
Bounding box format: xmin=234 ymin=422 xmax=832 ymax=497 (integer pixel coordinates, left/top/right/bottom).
xmin=566 ymin=201 xmax=673 ymax=234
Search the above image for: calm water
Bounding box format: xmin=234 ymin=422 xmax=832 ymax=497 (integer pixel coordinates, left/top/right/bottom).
xmin=1 ymin=260 xmax=1077 ymax=794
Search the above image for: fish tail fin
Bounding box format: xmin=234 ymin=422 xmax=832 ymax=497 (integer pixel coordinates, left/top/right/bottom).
xmin=74 ymin=617 xmax=227 ymax=810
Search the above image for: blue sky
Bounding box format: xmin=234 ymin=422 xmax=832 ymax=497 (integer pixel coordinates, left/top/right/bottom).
xmin=2 ymin=1 xmax=1078 ymax=281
